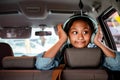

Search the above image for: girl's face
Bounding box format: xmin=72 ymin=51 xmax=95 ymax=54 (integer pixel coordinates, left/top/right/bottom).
xmin=68 ymin=20 xmax=92 ymax=48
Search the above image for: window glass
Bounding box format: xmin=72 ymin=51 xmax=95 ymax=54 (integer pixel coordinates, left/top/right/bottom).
xmin=0 ymin=27 xmax=59 ymax=56
xmin=105 ymin=11 xmax=120 ymax=51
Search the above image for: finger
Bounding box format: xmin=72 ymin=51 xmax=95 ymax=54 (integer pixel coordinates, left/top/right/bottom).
xmin=97 ymin=24 xmax=101 ymax=31
xmin=98 ymin=25 xmax=103 ymax=35
xmin=57 ymin=24 xmax=63 ymax=35
xmin=57 ymin=24 xmax=63 ymax=30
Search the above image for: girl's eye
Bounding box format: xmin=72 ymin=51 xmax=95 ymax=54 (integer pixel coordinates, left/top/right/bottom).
xmin=83 ymin=31 xmax=88 ymax=34
xmin=72 ymin=31 xmax=78 ymax=35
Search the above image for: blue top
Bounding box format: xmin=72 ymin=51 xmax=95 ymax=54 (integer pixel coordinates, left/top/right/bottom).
xmin=35 ymin=51 xmax=61 ymax=70
xmin=103 ymin=51 xmax=120 ymax=71
xmin=35 ymin=44 xmax=120 ymax=71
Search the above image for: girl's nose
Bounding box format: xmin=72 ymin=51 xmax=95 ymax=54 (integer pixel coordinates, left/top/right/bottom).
xmin=78 ymin=33 xmax=84 ymax=40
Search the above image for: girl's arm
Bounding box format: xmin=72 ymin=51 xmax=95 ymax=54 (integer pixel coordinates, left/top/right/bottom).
xmin=35 ymin=24 xmax=67 ymax=70
xmin=43 ymin=24 xmax=67 ymax=58
xmin=94 ymin=25 xmax=116 ymax=58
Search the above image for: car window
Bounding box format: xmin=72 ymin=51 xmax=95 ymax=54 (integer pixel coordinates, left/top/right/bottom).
xmin=0 ymin=26 xmax=59 ymax=56
xmin=106 ymin=11 xmax=120 ymax=51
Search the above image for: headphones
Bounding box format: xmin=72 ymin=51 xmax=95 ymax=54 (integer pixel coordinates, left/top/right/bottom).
xmin=63 ymin=14 xmax=98 ymax=44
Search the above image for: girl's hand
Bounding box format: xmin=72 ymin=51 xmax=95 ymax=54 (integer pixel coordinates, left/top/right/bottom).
xmin=94 ymin=25 xmax=116 ymax=58
xmin=57 ymin=24 xmax=68 ymax=42
xmin=94 ymin=25 xmax=103 ymax=46
xmin=43 ymin=24 xmax=68 ymax=58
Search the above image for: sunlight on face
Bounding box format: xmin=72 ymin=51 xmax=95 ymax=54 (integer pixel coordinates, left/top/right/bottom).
xmin=68 ymin=20 xmax=92 ymax=48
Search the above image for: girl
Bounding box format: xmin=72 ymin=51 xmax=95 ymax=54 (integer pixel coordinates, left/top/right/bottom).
xmin=35 ymin=14 xmax=120 ymax=71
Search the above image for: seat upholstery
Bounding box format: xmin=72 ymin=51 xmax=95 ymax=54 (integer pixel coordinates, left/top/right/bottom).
xmin=62 ymin=47 xmax=108 ymax=80
xmin=62 ymin=69 xmax=108 ymax=80
xmin=0 ymin=43 xmax=13 ymax=69
xmin=64 ymin=47 xmax=102 ymax=68
xmin=2 ymin=56 xmax=36 ymax=69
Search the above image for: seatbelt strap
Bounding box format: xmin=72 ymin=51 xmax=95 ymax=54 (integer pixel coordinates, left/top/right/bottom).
xmin=51 ymin=64 xmax=65 ymax=80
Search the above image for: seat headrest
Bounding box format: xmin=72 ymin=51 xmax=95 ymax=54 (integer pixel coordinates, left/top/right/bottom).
xmin=2 ymin=56 xmax=36 ymax=69
xmin=64 ymin=48 xmax=102 ymax=69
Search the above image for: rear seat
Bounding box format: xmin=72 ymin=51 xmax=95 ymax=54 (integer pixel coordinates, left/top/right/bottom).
xmin=0 ymin=47 xmax=108 ymax=80
xmin=1 ymin=56 xmax=53 ymax=80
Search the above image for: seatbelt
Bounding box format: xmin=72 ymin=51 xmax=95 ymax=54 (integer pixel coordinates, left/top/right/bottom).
xmin=51 ymin=64 xmax=65 ymax=80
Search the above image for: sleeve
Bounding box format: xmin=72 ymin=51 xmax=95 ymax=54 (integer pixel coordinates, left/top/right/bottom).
xmin=103 ymin=51 xmax=120 ymax=71
xmin=35 ymin=52 xmax=59 ymax=70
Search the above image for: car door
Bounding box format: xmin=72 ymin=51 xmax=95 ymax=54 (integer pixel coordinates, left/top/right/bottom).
xmin=98 ymin=6 xmax=120 ymax=80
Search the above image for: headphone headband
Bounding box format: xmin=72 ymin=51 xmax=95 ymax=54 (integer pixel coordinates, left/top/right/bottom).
xmin=63 ymin=14 xmax=98 ymax=43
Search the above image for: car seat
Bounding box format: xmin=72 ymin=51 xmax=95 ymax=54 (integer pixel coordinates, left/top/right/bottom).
xmin=0 ymin=42 xmax=13 ymax=69
xmin=61 ymin=47 xmax=108 ymax=80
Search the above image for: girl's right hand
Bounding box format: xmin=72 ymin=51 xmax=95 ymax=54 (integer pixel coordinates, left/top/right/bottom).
xmin=57 ymin=24 xmax=68 ymax=42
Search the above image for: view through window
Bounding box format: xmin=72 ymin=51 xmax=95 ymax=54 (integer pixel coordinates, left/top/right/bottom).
xmin=0 ymin=27 xmax=59 ymax=56
xmin=105 ymin=11 xmax=120 ymax=51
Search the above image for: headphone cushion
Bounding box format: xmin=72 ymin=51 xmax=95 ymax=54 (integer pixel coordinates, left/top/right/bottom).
xmin=91 ymin=26 xmax=98 ymax=43
xmin=91 ymin=33 xmax=96 ymax=43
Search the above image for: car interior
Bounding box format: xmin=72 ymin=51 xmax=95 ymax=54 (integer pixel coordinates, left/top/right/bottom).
xmin=0 ymin=0 xmax=120 ymax=80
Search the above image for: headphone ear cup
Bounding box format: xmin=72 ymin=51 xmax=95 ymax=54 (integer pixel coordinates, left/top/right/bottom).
xmin=90 ymin=26 xmax=98 ymax=43
xmin=91 ymin=33 xmax=96 ymax=43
